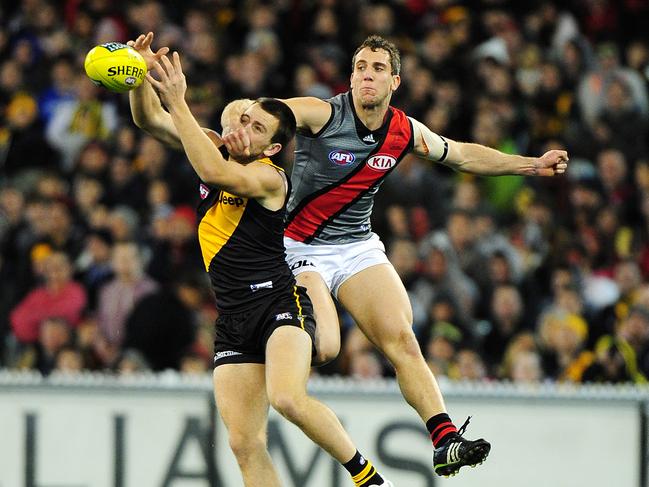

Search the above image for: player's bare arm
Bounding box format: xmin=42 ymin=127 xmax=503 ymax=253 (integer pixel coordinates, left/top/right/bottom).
xmin=128 ymin=32 xmax=222 ymax=150
xmin=410 ymin=117 xmax=569 ymax=176
xmin=147 ymin=53 xmax=284 ymax=202
xmin=281 ymin=97 xmax=332 ymax=134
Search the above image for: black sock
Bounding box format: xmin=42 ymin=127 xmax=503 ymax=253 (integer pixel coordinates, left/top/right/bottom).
xmin=343 ymin=450 xmax=385 ymax=486
xmin=426 ymin=413 xmax=458 ymax=448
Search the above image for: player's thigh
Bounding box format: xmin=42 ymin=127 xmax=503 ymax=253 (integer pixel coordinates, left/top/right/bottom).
xmin=337 ymin=263 xmax=414 ymax=349
xmin=296 ymin=271 xmax=339 ymax=330
xmin=265 ymin=326 xmax=312 ymax=407
xmin=213 ymin=363 xmax=269 ymax=440
xmin=296 ymin=271 xmax=340 ymax=362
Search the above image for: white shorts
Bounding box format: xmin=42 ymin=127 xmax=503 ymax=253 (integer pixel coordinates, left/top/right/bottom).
xmin=284 ymin=233 xmax=390 ymax=297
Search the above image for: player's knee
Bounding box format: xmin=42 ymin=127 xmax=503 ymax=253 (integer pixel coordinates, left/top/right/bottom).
xmin=268 ymin=390 xmax=306 ymax=423
xmin=313 ymin=329 xmax=341 ymax=365
xmin=228 ymin=432 xmax=266 ymax=462
xmin=314 ymin=342 xmax=340 ymax=365
xmin=384 ymin=328 xmax=423 ymax=362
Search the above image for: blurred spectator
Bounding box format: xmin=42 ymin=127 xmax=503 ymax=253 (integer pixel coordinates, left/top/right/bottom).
xmin=294 ymin=64 xmax=333 ymax=99
xmin=596 ymin=149 xmax=636 ymax=222
xmin=96 ymin=242 xmax=158 ymax=364
xmin=0 ymin=186 xmax=26 ymax=309
xmin=126 ymin=1 xmax=182 ymax=49
xmin=499 ymin=332 xmax=539 ymax=380
xmin=343 ymin=325 xmax=386 ymax=378
xmin=558 ymin=38 xmax=594 ymax=91
xmin=53 ymin=346 xmax=84 ymax=374
xmin=45 ymin=73 xmax=117 ymax=171
xmin=419 ymin=237 xmax=478 ymax=327
xmin=451 ymin=348 xmax=488 ymax=381
xmin=349 ymin=350 xmax=383 ymax=379
xmin=591 ymin=76 xmax=648 ymax=162
xmin=424 ymin=208 xmax=480 ymax=281
xmin=387 ymin=238 xmax=432 ymax=331
xmin=594 ymin=259 xmax=644 ymax=339
xmin=180 ymin=351 xmax=210 ymax=375
xmin=537 ymin=311 xmax=594 ymax=382
xmin=584 ymin=306 xmax=649 ymax=383
xmin=75 ymin=316 xmax=102 ymax=370
xmin=0 ymin=92 xmax=60 ymax=176
xmin=122 ymin=274 xmax=202 ymax=371
xmin=105 ymin=155 xmax=147 ymax=209
xmin=577 ymin=42 xmax=648 ymax=127
xmin=378 ymin=155 xmax=449 ymax=231
xmin=12 ymin=316 xmax=73 ymax=375
xmin=482 ymin=285 xmax=528 ymax=372
xmin=146 ymin=179 xmax=173 ymax=224
xmin=425 ymin=321 xmax=463 ymax=378
xmin=116 ymin=348 xmax=151 ymax=375
xmin=106 ymin=205 xmax=140 ymax=242
xmin=10 ymin=251 xmax=86 ymax=344
xmin=38 ymin=55 xmax=76 ymax=124
xmin=73 ymin=141 xmax=111 ymax=182
xmin=44 ymin=198 xmax=85 ymax=259
xmin=146 ymin=205 xmax=203 ymax=284
xmin=509 ymin=349 xmax=544 ymax=383
xmin=73 ymin=175 xmax=105 ymax=223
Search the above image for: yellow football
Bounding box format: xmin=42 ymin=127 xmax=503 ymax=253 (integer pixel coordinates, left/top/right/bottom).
xmin=84 ymin=42 xmax=147 ymax=93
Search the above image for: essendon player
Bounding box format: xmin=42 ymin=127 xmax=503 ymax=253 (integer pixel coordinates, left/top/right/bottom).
xmin=128 ymin=34 xmax=393 ymax=487
xmin=279 ymin=36 xmax=566 ymax=477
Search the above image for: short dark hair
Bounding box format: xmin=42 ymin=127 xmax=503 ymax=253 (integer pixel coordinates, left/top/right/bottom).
xmin=352 ymin=35 xmax=401 ymax=75
xmin=255 ymin=97 xmax=296 ymax=151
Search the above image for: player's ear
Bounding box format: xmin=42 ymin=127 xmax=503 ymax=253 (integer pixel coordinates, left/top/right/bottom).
xmin=391 ymin=74 xmax=401 ymax=92
xmin=263 ymin=143 xmax=282 ymax=158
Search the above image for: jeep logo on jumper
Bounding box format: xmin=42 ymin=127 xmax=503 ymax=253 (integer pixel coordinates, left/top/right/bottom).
xmin=219 ymin=194 xmax=245 ymax=207
xmin=367 ymin=154 xmax=397 ymax=171
xmin=328 ymin=150 xmax=355 ymax=166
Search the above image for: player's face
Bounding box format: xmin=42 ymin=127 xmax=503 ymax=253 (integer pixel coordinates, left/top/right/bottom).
xmin=239 ymin=103 xmax=281 ymax=160
xmin=350 ymin=47 xmax=401 ymax=109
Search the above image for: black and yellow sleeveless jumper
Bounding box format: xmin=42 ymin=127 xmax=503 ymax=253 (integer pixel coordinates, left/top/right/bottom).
xmin=197 ymin=158 xmax=295 ymax=311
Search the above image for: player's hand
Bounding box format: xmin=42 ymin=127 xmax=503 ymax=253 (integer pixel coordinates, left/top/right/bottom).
xmin=535 ymin=149 xmax=569 ymax=176
xmin=223 ymin=127 xmax=251 ymax=158
xmin=127 ymin=32 xmax=169 ymax=71
xmin=146 ymin=52 xmax=186 ymax=108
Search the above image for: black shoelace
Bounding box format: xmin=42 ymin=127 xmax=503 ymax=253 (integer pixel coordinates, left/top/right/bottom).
xmin=458 ymin=416 xmax=472 ymax=436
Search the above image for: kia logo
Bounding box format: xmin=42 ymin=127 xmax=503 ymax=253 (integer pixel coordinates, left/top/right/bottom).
xmin=367 ymin=154 xmax=397 ymax=171
xmin=328 ymin=150 xmax=356 ymax=166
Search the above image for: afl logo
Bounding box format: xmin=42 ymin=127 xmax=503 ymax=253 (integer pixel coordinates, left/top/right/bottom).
xmin=328 ymin=150 xmax=355 ymax=166
xmin=367 ymin=154 xmax=397 ymax=171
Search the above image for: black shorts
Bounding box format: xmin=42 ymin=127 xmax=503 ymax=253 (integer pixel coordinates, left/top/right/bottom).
xmin=213 ymin=285 xmax=316 ymax=367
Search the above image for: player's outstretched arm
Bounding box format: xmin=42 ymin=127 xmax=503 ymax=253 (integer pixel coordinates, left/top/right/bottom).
xmin=128 ymin=33 xmax=221 ymax=150
xmin=129 ymin=78 xmax=184 ymax=149
xmin=281 ymin=97 xmax=332 ymax=134
xmin=410 ymin=118 xmax=569 ymax=176
xmin=127 ymin=33 xmax=182 ymax=147
xmin=148 ymin=53 xmax=283 ymax=199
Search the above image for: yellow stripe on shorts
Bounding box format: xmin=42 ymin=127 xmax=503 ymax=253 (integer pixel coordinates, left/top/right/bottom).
xmin=292 ymin=285 xmax=305 ymax=330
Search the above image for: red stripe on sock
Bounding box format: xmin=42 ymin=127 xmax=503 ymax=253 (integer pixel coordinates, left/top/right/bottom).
xmin=432 ymin=426 xmax=457 ymax=447
xmin=430 ymin=421 xmax=454 ymax=439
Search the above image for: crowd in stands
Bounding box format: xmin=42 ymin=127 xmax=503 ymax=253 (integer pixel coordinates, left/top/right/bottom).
xmin=2 ymin=0 xmax=649 ymax=384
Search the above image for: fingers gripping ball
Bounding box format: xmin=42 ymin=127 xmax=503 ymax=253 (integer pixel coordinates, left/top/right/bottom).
xmin=84 ymin=42 xmax=147 ymax=93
